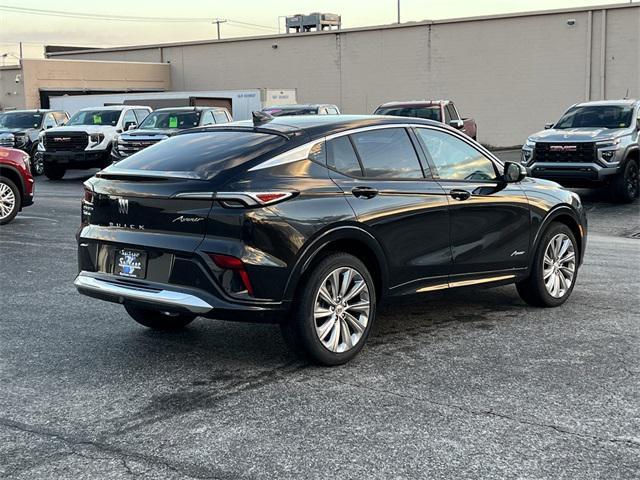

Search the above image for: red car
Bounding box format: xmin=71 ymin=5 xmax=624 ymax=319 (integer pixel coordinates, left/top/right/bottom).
xmin=0 ymin=147 xmax=34 ymax=224
xmin=375 ymin=100 xmax=478 ymax=140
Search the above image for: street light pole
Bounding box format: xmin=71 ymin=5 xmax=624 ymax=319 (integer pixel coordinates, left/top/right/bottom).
xmin=397 ymin=0 xmax=401 ymax=23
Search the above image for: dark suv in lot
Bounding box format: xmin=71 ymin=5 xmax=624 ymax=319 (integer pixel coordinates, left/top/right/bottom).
xmin=75 ymin=115 xmax=587 ymax=365
xmin=0 ymin=109 xmax=69 ymax=175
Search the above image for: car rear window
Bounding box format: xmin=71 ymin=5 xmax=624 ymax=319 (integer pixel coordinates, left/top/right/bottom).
xmin=110 ymin=130 xmax=287 ymax=180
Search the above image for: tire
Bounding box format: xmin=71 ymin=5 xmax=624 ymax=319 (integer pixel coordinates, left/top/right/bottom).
xmin=516 ymin=222 xmax=578 ymax=308
xmin=43 ymin=163 xmax=66 ymax=180
xmin=124 ymin=304 xmax=196 ymax=331
xmin=611 ymin=159 xmax=639 ymax=203
xmin=31 ymin=145 xmax=44 ymax=176
xmin=281 ymin=252 xmax=376 ymax=366
xmin=0 ymin=176 xmax=21 ymax=225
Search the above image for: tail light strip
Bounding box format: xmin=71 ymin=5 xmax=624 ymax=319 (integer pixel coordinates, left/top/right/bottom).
xmin=174 ymin=191 xmax=295 ymax=207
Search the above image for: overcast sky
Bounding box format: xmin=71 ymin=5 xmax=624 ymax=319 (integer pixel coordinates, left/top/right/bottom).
xmin=0 ymin=0 xmax=633 ymax=61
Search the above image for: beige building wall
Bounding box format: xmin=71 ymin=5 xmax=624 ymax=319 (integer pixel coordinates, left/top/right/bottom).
xmin=20 ymin=59 xmax=171 ymax=109
xmin=0 ymin=67 xmax=26 ymax=110
xmin=48 ymin=3 xmax=640 ymax=146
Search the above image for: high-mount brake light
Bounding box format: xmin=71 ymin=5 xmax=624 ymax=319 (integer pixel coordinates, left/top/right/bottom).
xmin=208 ymin=253 xmax=254 ymax=296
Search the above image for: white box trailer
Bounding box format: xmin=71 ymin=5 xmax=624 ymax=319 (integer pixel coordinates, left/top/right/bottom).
xmin=49 ymin=88 xmax=297 ymax=120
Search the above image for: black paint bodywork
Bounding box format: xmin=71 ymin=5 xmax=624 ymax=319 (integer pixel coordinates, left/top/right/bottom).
xmin=77 ymin=115 xmax=587 ymax=323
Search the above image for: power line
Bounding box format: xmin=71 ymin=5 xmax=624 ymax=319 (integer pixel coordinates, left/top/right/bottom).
xmin=0 ymin=4 xmax=277 ymax=30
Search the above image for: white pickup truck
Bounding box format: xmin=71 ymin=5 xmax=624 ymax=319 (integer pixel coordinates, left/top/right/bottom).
xmin=38 ymin=105 xmax=151 ymax=180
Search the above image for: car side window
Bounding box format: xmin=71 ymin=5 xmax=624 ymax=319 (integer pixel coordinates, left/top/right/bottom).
xmin=42 ymin=113 xmax=57 ymax=129
xmin=416 ymin=128 xmax=497 ymax=181
xmin=122 ymin=110 xmax=137 ymax=129
xmin=134 ymin=109 xmax=150 ymax=124
xmin=446 ymin=104 xmax=459 ymax=121
xmin=327 ymin=136 xmax=363 ymax=177
xmin=213 ymin=111 xmax=228 ymax=124
xmin=350 ymin=128 xmax=424 ymax=179
xmin=201 ymin=111 xmax=214 ymax=126
xmin=53 ymin=112 xmax=68 ymax=125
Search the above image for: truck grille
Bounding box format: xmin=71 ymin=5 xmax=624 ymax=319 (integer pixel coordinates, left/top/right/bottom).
xmin=535 ymin=142 xmax=596 ymax=163
xmin=117 ymin=137 xmax=162 ymax=158
xmin=44 ymin=132 xmax=88 ymax=152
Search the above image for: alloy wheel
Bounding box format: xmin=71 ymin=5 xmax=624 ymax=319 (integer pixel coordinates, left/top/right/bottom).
xmin=314 ymin=266 xmax=370 ymax=353
xmin=0 ymin=182 xmax=16 ymax=221
xmin=543 ymin=233 xmax=576 ymax=298
xmin=33 ymin=153 xmax=44 ymax=176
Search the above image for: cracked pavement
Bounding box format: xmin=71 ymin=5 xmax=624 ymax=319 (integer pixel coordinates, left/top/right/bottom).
xmin=1 ymin=159 xmax=638 ymax=479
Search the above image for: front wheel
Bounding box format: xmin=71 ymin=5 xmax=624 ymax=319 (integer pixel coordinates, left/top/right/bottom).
xmin=124 ymin=304 xmax=196 ymax=331
xmin=31 ymin=146 xmax=44 ymax=176
xmin=612 ymin=159 xmax=639 ymax=203
xmin=0 ymin=176 xmax=21 ymax=225
xmin=516 ymin=222 xmax=578 ymax=307
xmin=281 ymin=253 xmax=376 ymax=366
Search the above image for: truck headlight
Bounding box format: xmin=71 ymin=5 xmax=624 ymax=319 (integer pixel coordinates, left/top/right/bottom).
xmin=14 ymin=134 xmax=28 ymax=147
xmin=521 ymin=139 xmax=535 ymax=164
xmin=89 ymin=133 xmax=104 ymax=144
xmin=596 ymin=138 xmax=621 ymax=149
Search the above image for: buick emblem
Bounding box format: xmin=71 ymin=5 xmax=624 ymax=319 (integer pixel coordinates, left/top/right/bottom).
xmin=118 ymin=198 xmax=129 ymax=215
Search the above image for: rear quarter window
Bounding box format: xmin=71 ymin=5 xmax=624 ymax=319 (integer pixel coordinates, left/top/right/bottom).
xmin=111 ymin=131 xmax=287 ymax=179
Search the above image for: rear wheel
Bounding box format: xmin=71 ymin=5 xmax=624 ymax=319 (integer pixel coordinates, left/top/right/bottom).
xmin=124 ymin=304 xmax=196 ymax=331
xmin=0 ymin=176 xmax=21 ymax=225
xmin=516 ymin=222 xmax=578 ymax=307
xmin=44 ymin=163 xmax=66 ymax=180
xmin=281 ymin=253 xmax=376 ymax=366
xmin=612 ymin=159 xmax=639 ymax=203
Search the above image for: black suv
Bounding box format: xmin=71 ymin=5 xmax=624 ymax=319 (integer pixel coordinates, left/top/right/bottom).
xmin=0 ymin=109 xmax=69 ymax=175
xmin=75 ymin=115 xmax=587 ymax=365
xmin=111 ymin=107 xmax=232 ymax=162
xmin=262 ymin=104 xmax=340 ymax=116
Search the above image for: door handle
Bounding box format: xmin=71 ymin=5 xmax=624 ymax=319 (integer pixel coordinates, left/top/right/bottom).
xmin=351 ymin=186 xmax=379 ymax=199
xmin=450 ymin=189 xmax=471 ymax=201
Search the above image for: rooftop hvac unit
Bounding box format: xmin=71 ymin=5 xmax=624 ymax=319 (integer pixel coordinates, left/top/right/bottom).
xmin=285 ymin=12 xmax=341 ymax=33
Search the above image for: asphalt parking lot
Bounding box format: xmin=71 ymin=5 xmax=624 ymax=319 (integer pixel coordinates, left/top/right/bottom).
xmin=1 ymin=153 xmax=639 ymax=479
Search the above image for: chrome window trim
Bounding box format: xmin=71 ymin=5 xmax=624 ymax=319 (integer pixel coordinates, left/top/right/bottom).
xmin=249 ymin=123 xmax=502 ymax=173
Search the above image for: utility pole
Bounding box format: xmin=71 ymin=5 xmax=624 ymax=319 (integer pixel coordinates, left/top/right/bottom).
xmin=213 ymin=18 xmax=227 ymax=40
xmin=397 ymin=0 xmax=401 ymax=23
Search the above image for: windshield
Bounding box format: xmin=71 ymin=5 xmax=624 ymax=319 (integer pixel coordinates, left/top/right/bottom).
xmin=555 ymin=105 xmax=634 ymax=129
xmin=374 ymin=106 xmax=442 ymax=121
xmin=67 ymin=110 xmax=121 ymax=126
xmin=139 ymin=111 xmax=201 ymax=130
xmin=263 ymin=107 xmax=317 ymax=117
xmin=0 ymin=112 xmax=43 ymax=129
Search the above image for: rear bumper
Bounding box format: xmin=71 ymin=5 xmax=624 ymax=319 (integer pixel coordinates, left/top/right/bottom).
xmin=43 ymin=149 xmax=111 ymax=169
xmin=74 ymin=270 xmax=289 ymax=323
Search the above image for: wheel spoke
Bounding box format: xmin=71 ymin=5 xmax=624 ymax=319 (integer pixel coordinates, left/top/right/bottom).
xmin=328 ymin=321 xmax=341 ymax=352
xmin=330 ymin=270 xmax=341 ymax=299
xmin=340 ymin=319 xmax=352 ymax=350
xmin=559 ymin=252 xmax=575 ymax=264
xmin=543 ymin=267 xmax=554 ymax=280
xmin=314 ymin=306 xmax=333 ymax=319
xmin=318 ymin=285 xmax=336 ymax=306
xmin=340 ymin=268 xmax=353 ymax=297
xmin=346 ymin=301 xmax=370 ymax=313
xmin=317 ymin=316 xmax=336 ymax=340
xmin=343 ymin=280 xmax=365 ymax=303
xmin=344 ymin=312 xmax=365 ymax=334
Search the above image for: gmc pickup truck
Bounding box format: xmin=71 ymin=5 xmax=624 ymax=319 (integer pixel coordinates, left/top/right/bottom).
xmin=522 ymin=99 xmax=639 ymax=203
xmin=374 ymin=100 xmax=477 ymax=140
xmin=38 ymin=105 xmax=151 ymax=180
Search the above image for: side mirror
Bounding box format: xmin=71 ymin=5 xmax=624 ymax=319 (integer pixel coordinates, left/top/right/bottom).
xmin=504 ymin=161 xmax=527 ymax=183
xmin=45 ymin=125 xmax=53 ymax=129
xmin=125 ymin=122 xmax=137 ymax=131
xmin=544 ymin=123 xmax=554 ymax=129
xmin=449 ymin=119 xmax=464 ymax=129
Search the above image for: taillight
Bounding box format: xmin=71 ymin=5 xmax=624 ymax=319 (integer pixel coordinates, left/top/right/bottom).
xmin=215 ymin=191 xmax=296 ymax=208
xmin=83 ymin=188 xmax=94 ymax=204
xmin=208 ymin=253 xmax=254 ymax=296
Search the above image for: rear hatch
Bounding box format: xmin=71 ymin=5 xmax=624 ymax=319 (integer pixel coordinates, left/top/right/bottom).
xmin=81 ymin=129 xmax=291 ymax=254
